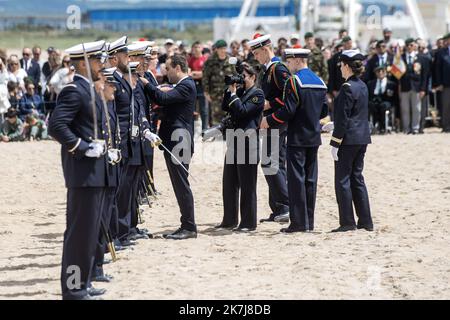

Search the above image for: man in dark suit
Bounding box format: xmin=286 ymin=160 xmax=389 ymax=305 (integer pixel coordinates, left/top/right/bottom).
xmin=399 ymin=38 xmax=429 ymax=134
xmin=434 ymin=33 xmax=450 ymax=132
xmin=363 ymin=40 xmax=394 ymax=83
xmin=20 ymin=47 xmax=41 ymax=87
xmin=141 ymin=54 xmax=197 ymax=240
xmin=48 ymin=40 xmax=110 ymax=300
xmin=367 ymin=66 xmax=398 ymax=133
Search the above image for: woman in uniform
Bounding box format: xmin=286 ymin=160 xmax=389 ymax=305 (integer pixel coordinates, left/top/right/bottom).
xmin=216 ymin=63 xmax=264 ymax=232
xmin=329 ymin=50 xmax=374 ymax=232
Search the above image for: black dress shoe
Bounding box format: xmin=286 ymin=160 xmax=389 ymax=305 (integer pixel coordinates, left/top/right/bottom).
xmin=128 ymin=232 xmax=150 ymax=241
xmin=163 ymin=228 xmax=197 ymax=240
xmin=331 ymin=225 xmax=357 ymax=232
xmin=233 ymin=227 xmax=256 ymax=232
xmin=357 ymin=225 xmax=374 ymax=232
xmin=214 ymin=223 xmax=237 ymax=229
xmin=91 ymin=274 xmax=114 ymax=283
xmin=79 ymin=294 xmax=103 ymax=300
xmin=273 ymin=212 xmax=290 ymax=223
xmin=119 ymin=239 xmax=136 ymax=247
xmin=87 ymin=287 xmax=106 ymax=296
xmin=259 ymin=213 xmax=277 ymax=223
xmin=280 ymin=226 xmax=307 ymax=233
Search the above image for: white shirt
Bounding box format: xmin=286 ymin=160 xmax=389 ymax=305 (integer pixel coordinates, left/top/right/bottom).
xmin=374 ymin=77 xmax=387 ymax=95
xmin=378 ymin=52 xmax=388 ymax=66
xmin=174 ymin=75 xmax=189 ymax=87
xmin=406 ymin=51 xmax=417 ymax=64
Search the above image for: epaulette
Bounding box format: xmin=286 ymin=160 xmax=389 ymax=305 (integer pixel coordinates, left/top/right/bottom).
xmin=62 ymin=83 xmax=77 ymax=90
xmin=342 ymin=82 xmax=351 ymax=87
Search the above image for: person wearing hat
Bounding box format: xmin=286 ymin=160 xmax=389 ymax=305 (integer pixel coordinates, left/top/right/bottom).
xmin=304 ymin=32 xmax=329 ymax=83
xmin=90 ymin=67 xmax=121 ymax=284
xmin=260 ymin=48 xmax=329 ymax=232
xmin=202 ymin=39 xmax=236 ymax=125
xmin=363 ymin=39 xmax=394 ymax=83
xmin=106 ymin=36 xmax=138 ymax=248
xmin=118 ymin=42 xmax=153 ymax=243
xmin=290 ymin=34 xmax=300 ymax=47
xmin=383 ymin=28 xmax=393 ymax=44
xmin=399 ymin=38 xmax=428 ymax=134
xmin=48 ymin=40 xmax=114 ymax=299
xmin=433 ymin=33 xmax=450 ymax=132
xmin=329 ymin=50 xmax=373 ymax=232
xmin=0 ymin=107 xmax=24 ymax=142
xmin=247 ymin=33 xmax=290 ymax=223
xmin=367 ymin=65 xmax=398 ymax=133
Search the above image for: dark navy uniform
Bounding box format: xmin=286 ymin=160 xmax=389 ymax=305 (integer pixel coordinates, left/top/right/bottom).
xmin=113 ymin=70 xmax=133 ymax=242
xmin=144 ymin=76 xmax=197 ymax=232
xmin=117 ymin=77 xmax=151 ymax=240
xmin=93 ymin=84 xmax=121 ymax=281
xmin=267 ymin=67 xmax=328 ymax=231
xmin=220 ymin=86 xmax=264 ymax=230
xmin=260 ymin=56 xmax=290 ymax=220
xmin=49 ymin=74 xmax=114 ymax=300
xmin=330 ymin=75 xmax=373 ymax=230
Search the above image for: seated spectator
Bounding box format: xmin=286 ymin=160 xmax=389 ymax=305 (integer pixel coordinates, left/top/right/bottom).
xmin=19 ymin=81 xmax=44 ymax=120
xmin=23 ymin=114 xmax=48 ymax=141
xmin=368 ymin=66 xmax=398 ymax=133
xmin=7 ymin=81 xmax=20 ymax=109
xmin=0 ymin=108 xmax=24 ymax=142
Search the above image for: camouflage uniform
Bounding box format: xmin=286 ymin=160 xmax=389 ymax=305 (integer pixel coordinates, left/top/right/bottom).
xmin=202 ymin=52 xmax=236 ymax=125
xmin=306 ymin=46 xmax=329 ymax=84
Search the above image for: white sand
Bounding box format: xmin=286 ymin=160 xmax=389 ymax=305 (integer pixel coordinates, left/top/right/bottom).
xmin=1 ymin=130 xmax=450 ymax=299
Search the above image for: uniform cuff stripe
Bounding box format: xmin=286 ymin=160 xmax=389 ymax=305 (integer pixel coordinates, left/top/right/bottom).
xmin=229 ymin=98 xmax=239 ymax=107
xmin=68 ymin=138 xmax=81 ymax=153
xmin=271 ymin=113 xmax=284 ymax=124
xmin=275 ymin=97 xmax=285 ymax=106
xmin=331 ymin=136 xmax=343 ymax=144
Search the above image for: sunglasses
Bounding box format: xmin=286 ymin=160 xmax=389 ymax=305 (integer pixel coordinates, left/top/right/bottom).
xmin=10 ymin=62 xmax=19 ymax=65
xmin=23 ymin=53 xmax=30 ymax=56
xmin=63 ymin=60 xmax=70 ymax=63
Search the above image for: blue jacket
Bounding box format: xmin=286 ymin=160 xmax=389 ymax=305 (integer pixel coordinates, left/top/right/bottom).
xmin=267 ymin=68 xmax=328 ymax=147
xmin=330 ymin=76 xmax=372 ymax=148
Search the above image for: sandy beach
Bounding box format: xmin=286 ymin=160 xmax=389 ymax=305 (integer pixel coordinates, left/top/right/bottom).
xmin=1 ymin=129 xmax=450 ymax=300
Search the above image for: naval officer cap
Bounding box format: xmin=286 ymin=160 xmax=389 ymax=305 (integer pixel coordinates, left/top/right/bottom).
xmin=107 ymin=36 xmax=128 ymax=55
xmin=339 ymin=49 xmax=365 ymax=62
xmin=284 ymin=48 xmax=311 ymax=59
xmin=247 ymin=34 xmax=272 ymax=51
xmin=65 ymin=40 xmax=107 ymax=60
xmin=127 ymin=42 xmax=149 ymax=56
xmin=129 ymin=61 xmax=140 ymax=73
xmin=101 ymin=67 xmax=119 ymax=84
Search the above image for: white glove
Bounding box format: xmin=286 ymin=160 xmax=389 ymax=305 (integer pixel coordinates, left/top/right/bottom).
xmin=85 ymin=141 xmax=105 ymax=158
xmin=144 ymin=130 xmax=162 ymax=146
xmin=322 ymin=121 xmax=334 ymax=133
xmin=331 ymin=146 xmax=339 ymax=162
xmin=108 ymin=149 xmax=120 ymax=163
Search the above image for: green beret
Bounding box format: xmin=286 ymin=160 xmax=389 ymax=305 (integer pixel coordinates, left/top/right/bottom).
xmin=405 ymin=38 xmax=415 ymax=46
xmin=342 ymin=36 xmax=352 ymax=42
xmin=443 ymin=33 xmax=450 ymax=40
xmin=214 ymin=39 xmax=227 ymax=49
xmin=304 ymin=32 xmax=314 ymax=39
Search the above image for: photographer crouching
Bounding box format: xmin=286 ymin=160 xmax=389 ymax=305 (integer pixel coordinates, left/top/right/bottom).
xmin=215 ymin=62 xmax=264 ymax=232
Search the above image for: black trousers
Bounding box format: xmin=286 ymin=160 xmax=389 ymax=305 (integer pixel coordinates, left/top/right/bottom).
xmin=261 ymin=127 xmax=289 ymax=216
xmin=287 ymin=146 xmax=319 ymax=230
xmin=93 ymin=187 xmax=116 ymax=276
xmin=334 ymin=145 xmax=373 ymax=228
xmin=61 ymin=187 xmax=105 ymax=300
xmin=164 ymin=151 xmax=196 ymax=232
xmin=117 ymin=162 xmax=141 ymax=240
xmin=222 ymin=159 xmax=258 ymax=229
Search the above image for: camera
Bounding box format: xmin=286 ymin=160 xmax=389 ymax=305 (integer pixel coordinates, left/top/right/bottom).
xmin=202 ymin=115 xmax=235 ymax=142
xmin=224 ymin=57 xmax=244 ymax=85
